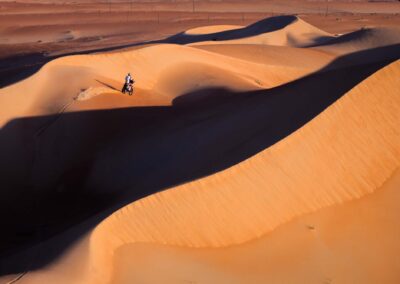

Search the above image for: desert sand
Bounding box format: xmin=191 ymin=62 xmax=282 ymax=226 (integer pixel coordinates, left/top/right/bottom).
xmin=0 ymin=1 xmax=400 ymax=284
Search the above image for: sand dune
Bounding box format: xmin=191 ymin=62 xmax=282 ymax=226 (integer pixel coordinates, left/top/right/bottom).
xmin=0 ymin=14 xmax=400 ymax=284
xmin=0 ymin=41 xmax=325 ymax=127
xmin=170 ymin=15 xmax=334 ymax=46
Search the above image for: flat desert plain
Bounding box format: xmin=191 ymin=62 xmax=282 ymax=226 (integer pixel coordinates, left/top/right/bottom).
xmin=0 ymin=1 xmax=399 ymax=284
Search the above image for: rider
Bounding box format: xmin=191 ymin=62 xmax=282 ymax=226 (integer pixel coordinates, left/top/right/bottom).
xmin=125 ymin=73 xmax=132 ymax=85
xmin=122 ymin=72 xmax=134 ymax=94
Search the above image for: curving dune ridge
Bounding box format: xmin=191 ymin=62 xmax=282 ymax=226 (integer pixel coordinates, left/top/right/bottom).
xmin=0 ymin=15 xmax=399 ymax=284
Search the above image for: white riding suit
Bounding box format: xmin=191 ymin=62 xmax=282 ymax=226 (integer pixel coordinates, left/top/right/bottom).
xmin=125 ymin=75 xmax=132 ymax=84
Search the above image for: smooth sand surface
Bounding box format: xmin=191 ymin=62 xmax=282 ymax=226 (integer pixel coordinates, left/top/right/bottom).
xmin=0 ymin=6 xmax=399 ymax=284
xmin=112 ymin=169 xmax=400 ymax=284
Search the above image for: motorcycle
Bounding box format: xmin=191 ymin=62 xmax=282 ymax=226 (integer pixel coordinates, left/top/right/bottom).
xmin=122 ymin=79 xmax=134 ymax=96
xmin=126 ymin=83 xmax=133 ymax=96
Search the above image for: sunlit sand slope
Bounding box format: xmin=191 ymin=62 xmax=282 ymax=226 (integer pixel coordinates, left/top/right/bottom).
xmin=113 ymin=168 xmax=400 ymax=284
xmin=193 ymin=44 xmax=334 ymax=68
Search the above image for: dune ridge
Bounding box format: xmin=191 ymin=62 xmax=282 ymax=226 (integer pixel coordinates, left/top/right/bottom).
xmin=185 ymin=25 xmax=244 ymax=35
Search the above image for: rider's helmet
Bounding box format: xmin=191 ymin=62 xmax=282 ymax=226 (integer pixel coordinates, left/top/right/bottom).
xmin=128 ymin=73 xmax=131 ymax=76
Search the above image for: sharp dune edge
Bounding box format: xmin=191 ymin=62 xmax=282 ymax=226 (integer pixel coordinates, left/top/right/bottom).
xmin=0 ymin=15 xmax=400 ymax=284
xmin=185 ymin=25 xmax=244 ymax=35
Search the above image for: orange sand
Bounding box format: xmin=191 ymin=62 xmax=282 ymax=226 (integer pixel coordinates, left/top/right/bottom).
xmin=0 ymin=7 xmax=399 ymax=284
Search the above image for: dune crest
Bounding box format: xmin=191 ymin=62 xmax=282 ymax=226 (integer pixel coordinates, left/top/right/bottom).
xmin=185 ymin=25 xmax=244 ymax=35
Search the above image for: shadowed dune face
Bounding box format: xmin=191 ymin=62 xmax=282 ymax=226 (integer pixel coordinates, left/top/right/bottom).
xmin=0 ymin=14 xmax=400 ymax=284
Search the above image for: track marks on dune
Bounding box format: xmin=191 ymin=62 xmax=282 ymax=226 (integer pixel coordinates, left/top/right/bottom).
xmin=76 ymin=87 xmax=120 ymax=101
xmin=35 ymin=97 xmax=76 ymax=136
xmin=5 ymin=272 xmax=27 ymax=284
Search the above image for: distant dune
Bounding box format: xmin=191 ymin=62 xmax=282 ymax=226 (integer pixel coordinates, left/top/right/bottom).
xmin=170 ymin=16 xmax=334 ymax=46
xmin=0 ymin=13 xmax=399 ymax=284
